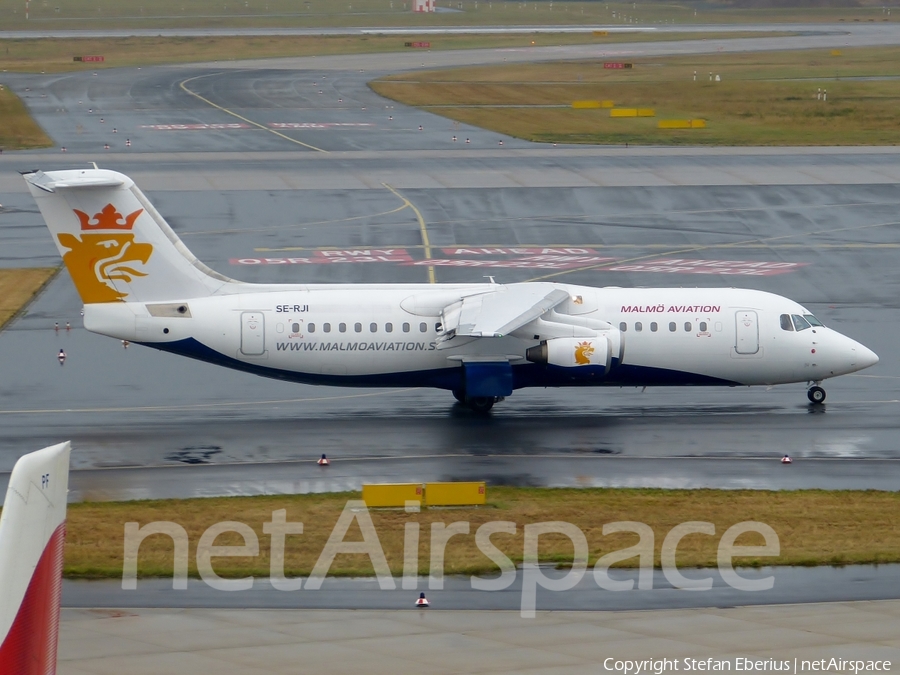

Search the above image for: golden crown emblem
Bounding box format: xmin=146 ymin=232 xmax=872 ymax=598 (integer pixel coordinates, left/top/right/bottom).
xmin=74 ymin=204 xmax=143 ymax=231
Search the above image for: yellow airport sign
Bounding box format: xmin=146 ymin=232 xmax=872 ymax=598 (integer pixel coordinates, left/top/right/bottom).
xmin=362 ymin=483 xmax=423 ymax=508
xmin=658 ymin=119 xmax=707 ymax=129
xmin=425 ymin=481 xmax=486 ymax=506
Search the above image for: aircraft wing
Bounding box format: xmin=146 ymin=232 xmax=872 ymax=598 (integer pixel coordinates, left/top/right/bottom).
xmin=440 ymin=286 xmax=570 ymax=339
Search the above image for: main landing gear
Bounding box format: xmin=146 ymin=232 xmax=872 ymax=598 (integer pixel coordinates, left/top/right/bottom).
xmin=807 ymin=383 xmax=826 ymax=404
xmin=452 ymin=390 xmax=499 ymax=413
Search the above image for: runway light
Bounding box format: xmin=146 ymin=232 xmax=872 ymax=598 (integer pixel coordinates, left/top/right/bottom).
xmin=57 ymin=349 xmax=66 ymax=366
xmin=781 ymin=455 xmax=793 ymax=464
xmin=416 ymin=592 xmax=429 ymax=607
xmin=317 ymin=454 xmax=330 ymax=466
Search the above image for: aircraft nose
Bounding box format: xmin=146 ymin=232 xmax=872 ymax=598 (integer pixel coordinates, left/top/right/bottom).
xmin=838 ymin=334 xmax=879 ymax=373
xmin=853 ymin=343 xmax=879 ymax=370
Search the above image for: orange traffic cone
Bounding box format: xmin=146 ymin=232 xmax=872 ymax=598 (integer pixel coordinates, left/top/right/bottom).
xmin=416 ymin=592 xmax=429 ymax=607
xmin=317 ymin=454 xmax=330 ymax=466
xmin=781 ymin=455 xmax=792 ymax=464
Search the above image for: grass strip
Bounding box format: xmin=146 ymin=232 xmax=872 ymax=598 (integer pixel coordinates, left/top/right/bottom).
xmin=56 ymin=487 xmax=900 ymax=579
xmin=370 ymin=46 xmax=900 ymax=146
xmin=0 ymin=32 xmax=790 ymax=74
xmin=0 ymin=85 xmax=53 ymax=150
xmin=0 ymin=0 xmax=891 ymax=30
xmin=0 ymin=268 xmax=58 ymax=329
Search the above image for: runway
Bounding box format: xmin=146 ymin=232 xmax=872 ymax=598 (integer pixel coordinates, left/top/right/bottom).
xmin=1 ymin=27 xmax=899 ymax=498
xmin=60 ymin=565 xmax=900 ymax=612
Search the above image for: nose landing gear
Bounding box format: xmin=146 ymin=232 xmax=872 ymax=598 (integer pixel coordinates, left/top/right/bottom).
xmin=807 ymin=384 xmax=826 ymax=404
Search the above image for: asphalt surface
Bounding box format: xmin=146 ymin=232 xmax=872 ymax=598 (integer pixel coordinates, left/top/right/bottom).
xmin=1 ymin=28 xmax=899 ymax=501
xmin=61 ymin=565 xmax=900 ymax=612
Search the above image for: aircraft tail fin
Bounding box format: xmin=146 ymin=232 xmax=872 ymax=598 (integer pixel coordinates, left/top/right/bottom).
xmin=0 ymin=441 xmax=71 ymax=675
xmin=24 ymin=168 xmax=235 ymax=304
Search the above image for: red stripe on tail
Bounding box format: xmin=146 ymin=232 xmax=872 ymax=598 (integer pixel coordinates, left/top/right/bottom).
xmin=0 ymin=522 xmax=65 ymax=675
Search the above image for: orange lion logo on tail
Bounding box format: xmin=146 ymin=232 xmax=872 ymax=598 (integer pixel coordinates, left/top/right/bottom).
xmin=574 ymin=341 xmax=595 ymax=365
xmin=57 ymin=205 xmax=152 ymax=303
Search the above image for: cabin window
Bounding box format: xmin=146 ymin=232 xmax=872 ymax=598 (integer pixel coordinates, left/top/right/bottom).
xmin=780 ymin=314 xmax=794 ymax=331
xmin=323 ymin=323 xmax=331 ymax=333
xmin=308 ymin=323 xmax=315 ymax=333
xmin=635 ymin=321 xmax=643 ymax=332
xmin=370 ymin=322 xmax=378 ymax=333
xmin=619 ymin=322 xmax=627 ymax=332
xmin=403 ymin=322 xmax=411 ymax=333
xmin=669 ymin=322 xmax=677 ymax=332
xmin=385 ymin=322 xmax=393 ymax=333
xmin=355 ymin=322 xmax=362 ymax=333
xmin=684 ymin=322 xmax=692 ymax=332
xmin=339 ymin=322 xmax=347 ymax=333
xmin=419 ymin=322 xmax=427 ymax=332
xmin=792 ymin=314 xmax=811 ymax=332
xmin=699 ymin=321 xmax=708 ymax=332
xmin=436 ymin=322 xmax=442 ymax=332
xmin=650 ymin=322 xmax=658 ymax=332
xmin=291 ymin=323 xmax=300 ymax=333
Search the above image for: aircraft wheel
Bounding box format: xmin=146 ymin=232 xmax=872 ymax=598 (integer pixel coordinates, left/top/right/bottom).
xmin=466 ymin=396 xmax=495 ymax=413
xmin=807 ymin=386 xmax=826 ymax=404
xmin=452 ymin=389 xmax=466 ymax=404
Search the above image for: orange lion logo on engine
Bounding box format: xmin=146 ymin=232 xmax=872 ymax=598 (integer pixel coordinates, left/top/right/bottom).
xmin=57 ymin=204 xmax=152 ymax=303
xmin=574 ymin=340 xmax=595 ymax=365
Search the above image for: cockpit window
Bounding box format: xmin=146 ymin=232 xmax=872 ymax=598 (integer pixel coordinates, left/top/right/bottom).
xmin=780 ymin=314 xmax=794 ymax=331
xmin=792 ymin=314 xmax=811 ymax=331
xmin=804 ymin=314 xmax=823 ymax=327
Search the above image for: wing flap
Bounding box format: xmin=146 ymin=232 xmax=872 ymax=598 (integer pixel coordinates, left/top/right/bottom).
xmin=440 ymin=285 xmax=570 ymax=339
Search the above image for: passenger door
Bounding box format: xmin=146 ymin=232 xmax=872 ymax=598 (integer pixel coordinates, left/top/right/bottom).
xmin=734 ymin=310 xmax=759 ymax=355
xmin=241 ymin=312 xmax=266 ymax=356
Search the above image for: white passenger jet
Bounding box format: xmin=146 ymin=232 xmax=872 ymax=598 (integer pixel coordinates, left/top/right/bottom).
xmin=0 ymin=441 xmax=70 ymax=674
xmin=26 ymin=168 xmax=878 ymax=412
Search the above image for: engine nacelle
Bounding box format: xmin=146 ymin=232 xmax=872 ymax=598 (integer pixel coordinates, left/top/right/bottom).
xmin=526 ymin=335 xmax=613 ymax=373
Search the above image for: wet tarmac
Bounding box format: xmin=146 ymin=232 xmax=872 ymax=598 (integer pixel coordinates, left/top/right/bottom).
xmin=1 ymin=34 xmax=898 ymax=501
xmin=61 ymin=565 xmax=900 ymax=612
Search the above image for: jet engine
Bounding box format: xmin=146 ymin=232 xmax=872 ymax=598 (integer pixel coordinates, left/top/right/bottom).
xmin=526 ymin=334 xmax=616 ymax=374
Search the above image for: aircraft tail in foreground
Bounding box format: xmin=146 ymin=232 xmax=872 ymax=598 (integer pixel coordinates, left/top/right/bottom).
xmin=0 ymin=442 xmax=71 ymax=675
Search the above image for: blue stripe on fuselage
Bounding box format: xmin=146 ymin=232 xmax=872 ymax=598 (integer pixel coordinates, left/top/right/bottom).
xmin=138 ymin=337 xmax=740 ymax=390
